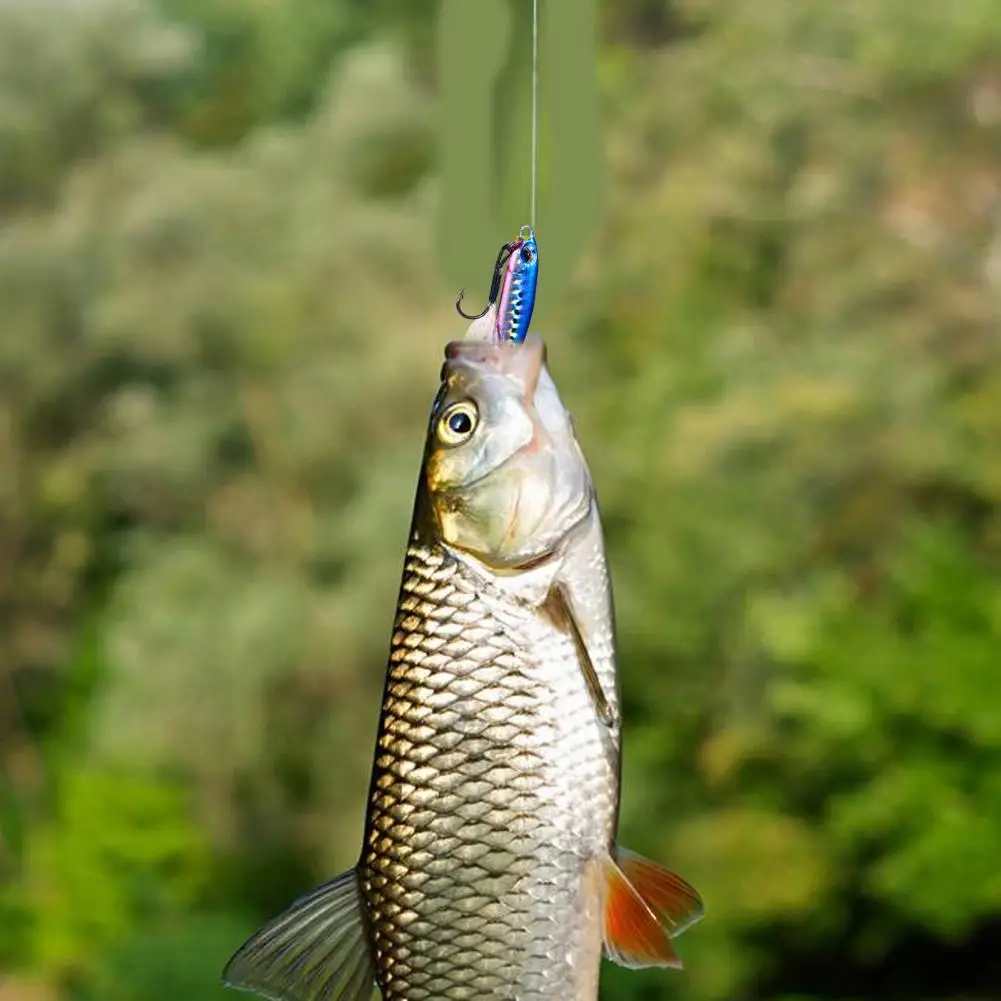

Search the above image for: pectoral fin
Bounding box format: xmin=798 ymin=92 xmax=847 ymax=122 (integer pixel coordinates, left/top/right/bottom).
xmin=601 ymin=850 xmax=704 ymax=971
xmin=541 ymin=583 xmax=617 ymax=728
xmin=222 ymin=868 xmax=376 ymax=1001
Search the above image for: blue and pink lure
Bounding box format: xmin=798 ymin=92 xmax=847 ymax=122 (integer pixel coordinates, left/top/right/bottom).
xmin=455 ymin=225 xmax=539 ymax=345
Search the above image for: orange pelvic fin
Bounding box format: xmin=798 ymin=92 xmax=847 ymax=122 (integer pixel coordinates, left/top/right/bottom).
xmin=601 ymin=848 xmax=705 ymax=971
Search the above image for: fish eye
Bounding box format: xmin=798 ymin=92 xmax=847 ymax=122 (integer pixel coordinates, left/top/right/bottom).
xmin=521 ymin=245 xmax=535 ymax=263
xmin=437 ymin=401 xmax=479 ymax=445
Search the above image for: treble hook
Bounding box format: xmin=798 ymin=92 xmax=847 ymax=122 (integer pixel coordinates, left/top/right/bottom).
xmin=455 ymin=242 xmax=516 ymax=319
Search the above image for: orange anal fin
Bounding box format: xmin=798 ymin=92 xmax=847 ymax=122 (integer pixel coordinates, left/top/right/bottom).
xmin=601 ymin=857 xmax=683 ymax=970
xmin=616 ymin=846 xmax=705 ymax=938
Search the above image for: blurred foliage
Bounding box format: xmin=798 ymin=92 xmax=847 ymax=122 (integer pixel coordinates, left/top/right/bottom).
xmin=24 ymin=767 xmax=210 ymax=980
xmin=154 ymin=0 xmax=435 ymax=144
xmin=1 ymin=1 xmax=1000 ymax=1001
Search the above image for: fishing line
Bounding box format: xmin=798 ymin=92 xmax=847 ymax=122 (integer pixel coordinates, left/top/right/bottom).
xmin=456 ymin=1 xmax=541 ymax=337
xmin=531 ymin=0 xmax=539 ymax=229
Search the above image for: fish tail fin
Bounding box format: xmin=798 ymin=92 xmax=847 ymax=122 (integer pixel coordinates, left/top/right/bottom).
xmin=222 ymin=867 xmax=376 ymax=1001
xmin=600 ymin=847 xmax=704 ymax=971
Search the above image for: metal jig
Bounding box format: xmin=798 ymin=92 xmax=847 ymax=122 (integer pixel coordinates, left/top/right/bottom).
xmin=496 ymin=225 xmax=539 ymax=345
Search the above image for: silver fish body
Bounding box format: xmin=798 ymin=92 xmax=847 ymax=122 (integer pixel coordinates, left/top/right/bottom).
xmin=223 ymin=335 xmax=702 ymax=1001
xmin=361 ymin=500 xmax=617 ymax=1001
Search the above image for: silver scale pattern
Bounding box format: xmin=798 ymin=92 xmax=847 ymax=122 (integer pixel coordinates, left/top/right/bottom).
xmin=359 ymin=533 xmax=618 ymax=1001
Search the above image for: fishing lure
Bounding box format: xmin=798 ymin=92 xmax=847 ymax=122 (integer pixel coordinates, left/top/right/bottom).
xmin=456 ymin=225 xmax=539 ymax=345
xmin=497 ymin=225 xmax=539 ymax=345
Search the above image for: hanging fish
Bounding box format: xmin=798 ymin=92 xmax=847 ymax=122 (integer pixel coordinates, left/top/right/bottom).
xmin=455 ymin=224 xmax=539 ymax=345
xmin=221 ymin=331 xmax=704 ymax=1001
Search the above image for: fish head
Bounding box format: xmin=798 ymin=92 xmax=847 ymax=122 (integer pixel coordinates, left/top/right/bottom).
xmin=424 ymin=334 xmax=593 ymax=570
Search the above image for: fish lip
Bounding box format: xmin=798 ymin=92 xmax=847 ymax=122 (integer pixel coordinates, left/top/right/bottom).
xmin=443 ymin=335 xmax=546 ymax=405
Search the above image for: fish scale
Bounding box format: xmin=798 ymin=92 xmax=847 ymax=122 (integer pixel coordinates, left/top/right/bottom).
xmin=359 ymin=529 xmax=618 ymax=1001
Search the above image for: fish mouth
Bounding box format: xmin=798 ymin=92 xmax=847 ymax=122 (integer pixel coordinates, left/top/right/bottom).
xmin=444 ymin=334 xmax=546 ymax=405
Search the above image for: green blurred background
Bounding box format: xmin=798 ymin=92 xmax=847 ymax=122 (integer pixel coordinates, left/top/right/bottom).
xmin=3 ymin=2 xmax=1001 ymax=1000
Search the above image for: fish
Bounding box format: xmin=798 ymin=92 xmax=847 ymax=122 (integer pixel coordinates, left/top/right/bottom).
xmin=221 ymin=330 xmax=704 ymax=1001
xmin=454 ymin=225 xmax=539 ymax=346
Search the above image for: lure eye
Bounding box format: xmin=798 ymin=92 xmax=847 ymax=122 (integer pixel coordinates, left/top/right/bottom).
xmin=437 ymin=401 xmax=479 ymax=445
xmin=521 ymin=245 xmax=535 ymax=264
